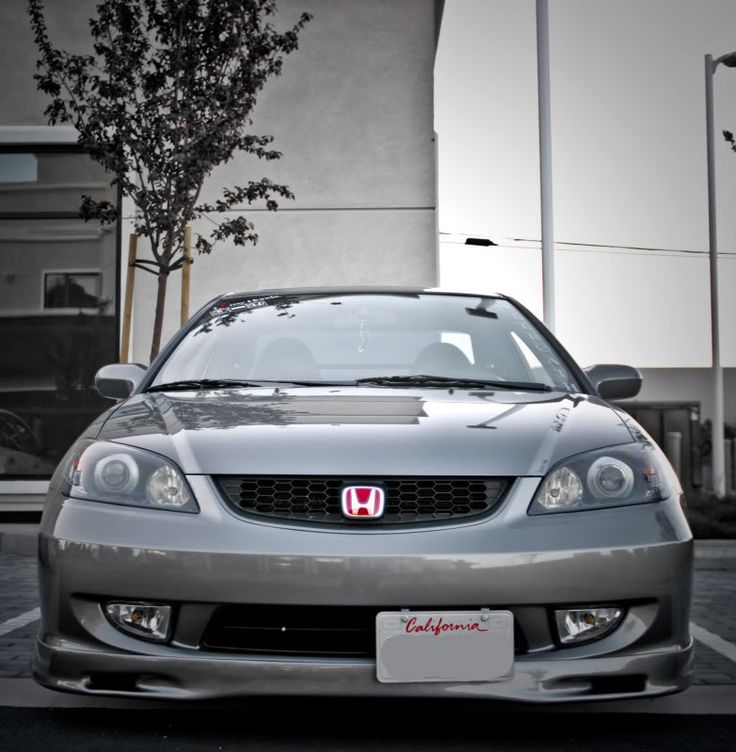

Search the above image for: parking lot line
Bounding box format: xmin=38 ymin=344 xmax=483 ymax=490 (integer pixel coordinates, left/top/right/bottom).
xmin=0 ymin=608 xmax=40 ymax=638
xmin=690 ymin=621 xmax=736 ymax=664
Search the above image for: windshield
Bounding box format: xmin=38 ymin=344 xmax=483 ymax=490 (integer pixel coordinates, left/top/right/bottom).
xmin=151 ymin=293 xmax=579 ymax=392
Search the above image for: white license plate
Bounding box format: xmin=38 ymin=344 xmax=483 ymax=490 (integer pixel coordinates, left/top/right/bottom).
xmin=376 ymin=610 xmax=514 ymax=683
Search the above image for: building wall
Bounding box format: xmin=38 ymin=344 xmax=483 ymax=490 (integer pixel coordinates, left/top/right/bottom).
xmin=126 ymin=0 xmax=441 ymax=362
xmin=622 ymin=368 xmax=736 ymax=425
xmin=1 ymin=0 xmax=100 ymax=125
xmin=0 ymin=150 xmax=117 ymax=315
xmin=0 ymin=0 xmax=439 ymax=505
xmin=0 ymin=0 xmax=440 ymax=364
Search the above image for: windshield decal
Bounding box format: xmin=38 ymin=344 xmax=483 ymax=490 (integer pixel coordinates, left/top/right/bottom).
xmin=208 ymin=296 xmax=281 ymax=317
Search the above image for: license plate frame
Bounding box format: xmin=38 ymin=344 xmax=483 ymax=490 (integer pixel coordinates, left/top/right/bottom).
xmin=376 ymin=610 xmax=514 ymax=684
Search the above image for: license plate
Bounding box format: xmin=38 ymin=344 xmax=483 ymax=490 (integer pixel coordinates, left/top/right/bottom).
xmin=376 ymin=610 xmax=514 ymax=683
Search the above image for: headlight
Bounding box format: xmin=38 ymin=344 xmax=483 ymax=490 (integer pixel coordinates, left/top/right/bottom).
xmin=67 ymin=441 xmax=198 ymax=513
xmin=529 ymin=443 xmax=671 ymax=515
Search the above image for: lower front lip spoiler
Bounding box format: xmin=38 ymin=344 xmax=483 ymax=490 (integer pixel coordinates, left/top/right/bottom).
xmin=33 ymin=637 xmax=694 ymax=703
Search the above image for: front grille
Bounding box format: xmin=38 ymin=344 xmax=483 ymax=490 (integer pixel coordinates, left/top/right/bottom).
xmin=201 ymin=604 xmax=528 ymax=657
xmin=215 ymin=476 xmax=509 ymax=525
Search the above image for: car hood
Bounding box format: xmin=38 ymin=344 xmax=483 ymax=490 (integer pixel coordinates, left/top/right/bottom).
xmin=97 ymin=388 xmax=635 ymax=477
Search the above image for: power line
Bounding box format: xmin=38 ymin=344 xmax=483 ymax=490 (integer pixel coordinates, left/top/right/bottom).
xmin=512 ymin=236 xmax=733 ymax=255
xmin=439 ymin=234 xmax=736 ymax=258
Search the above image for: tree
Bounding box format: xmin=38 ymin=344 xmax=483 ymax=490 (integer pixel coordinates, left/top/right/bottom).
xmin=28 ymin=0 xmax=312 ymax=361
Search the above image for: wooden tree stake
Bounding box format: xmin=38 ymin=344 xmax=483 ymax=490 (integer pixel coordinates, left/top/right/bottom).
xmin=120 ymin=233 xmax=138 ymax=363
xmin=181 ymin=226 xmax=192 ymax=326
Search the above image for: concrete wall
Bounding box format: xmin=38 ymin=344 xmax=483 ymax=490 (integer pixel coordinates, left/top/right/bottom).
xmin=1 ymin=0 xmax=100 ymax=126
xmin=1 ymin=0 xmax=440 ymax=364
xmin=127 ymin=0 xmax=439 ymax=363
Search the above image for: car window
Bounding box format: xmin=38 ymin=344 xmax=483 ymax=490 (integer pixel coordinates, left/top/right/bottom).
xmin=441 ymin=332 xmax=474 ymax=363
xmin=152 ymin=294 xmax=579 ymax=391
xmin=510 ymin=332 xmax=556 ymax=387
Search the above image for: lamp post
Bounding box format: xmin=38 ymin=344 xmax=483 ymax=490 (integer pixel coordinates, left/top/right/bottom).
xmin=705 ymin=50 xmax=736 ymax=498
xmin=536 ymin=0 xmax=555 ymax=332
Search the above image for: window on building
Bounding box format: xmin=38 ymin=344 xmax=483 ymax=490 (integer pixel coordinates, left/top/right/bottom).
xmin=0 ymin=153 xmax=38 ymax=183
xmin=44 ymin=271 xmax=103 ymax=309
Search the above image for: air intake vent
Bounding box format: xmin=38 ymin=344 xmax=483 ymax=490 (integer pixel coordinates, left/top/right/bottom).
xmin=202 ymin=604 xmax=528 ymax=657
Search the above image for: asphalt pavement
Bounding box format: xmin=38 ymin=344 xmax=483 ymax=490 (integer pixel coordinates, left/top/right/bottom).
xmin=0 ymin=706 xmax=735 ymax=752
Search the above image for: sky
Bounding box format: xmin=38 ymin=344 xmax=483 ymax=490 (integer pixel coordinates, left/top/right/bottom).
xmin=434 ymin=0 xmax=736 ymax=368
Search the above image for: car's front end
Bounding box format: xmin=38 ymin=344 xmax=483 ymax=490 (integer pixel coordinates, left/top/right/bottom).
xmin=33 ymin=290 xmax=693 ymax=702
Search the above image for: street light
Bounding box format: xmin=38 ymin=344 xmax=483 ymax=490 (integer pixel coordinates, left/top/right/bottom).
xmin=704 ymin=50 xmax=736 ymax=498
xmin=536 ymin=0 xmax=555 ymax=332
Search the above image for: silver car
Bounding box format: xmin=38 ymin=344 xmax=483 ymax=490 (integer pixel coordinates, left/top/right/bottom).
xmin=34 ymin=289 xmax=693 ymax=702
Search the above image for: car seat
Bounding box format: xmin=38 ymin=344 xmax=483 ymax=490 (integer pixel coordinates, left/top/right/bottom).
xmin=252 ymin=338 xmax=321 ymax=382
xmin=412 ymin=342 xmax=473 ymax=378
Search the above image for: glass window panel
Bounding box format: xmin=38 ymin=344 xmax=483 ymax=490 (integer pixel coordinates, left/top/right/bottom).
xmin=44 ymin=272 xmax=102 ymax=309
xmin=0 ymin=150 xmax=111 ymax=214
xmin=0 ymin=150 xmax=118 ymax=478
xmin=154 ymin=294 xmax=578 ymax=390
xmin=0 ymin=153 xmax=38 ymax=183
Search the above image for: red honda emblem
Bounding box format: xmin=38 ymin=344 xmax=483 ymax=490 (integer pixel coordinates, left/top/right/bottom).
xmin=341 ymin=485 xmax=386 ymax=519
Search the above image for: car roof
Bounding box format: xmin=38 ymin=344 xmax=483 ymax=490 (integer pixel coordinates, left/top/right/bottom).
xmin=217 ymin=287 xmax=510 ymax=301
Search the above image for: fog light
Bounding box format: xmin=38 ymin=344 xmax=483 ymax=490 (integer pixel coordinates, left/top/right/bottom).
xmin=105 ymin=602 xmax=172 ymax=642
xmin=555 ymin=606 xmax=623 ymax=645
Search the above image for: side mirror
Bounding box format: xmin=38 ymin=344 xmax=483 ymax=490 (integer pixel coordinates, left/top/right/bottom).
xmin=95 ymin=363 xmax=147 ymax=400
xmin=584 ymin=364 xmax=642 ymax=401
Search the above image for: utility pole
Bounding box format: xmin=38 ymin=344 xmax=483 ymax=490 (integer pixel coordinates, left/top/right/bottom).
xmin=704 ymin=50 xmax=736 ymax=497
xmin=536 ymin=0 xmax=555 ymax=332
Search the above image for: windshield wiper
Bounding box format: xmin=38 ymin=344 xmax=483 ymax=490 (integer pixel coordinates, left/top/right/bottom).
xmin=354 ymin=375 xmax=553 ymax=392
xmin=145 ymin=379 xmax=273 ymax=392
xmin=145 ymin=378 xmax=353 ymax=392
xmin=147 ymin=376 xmax=553 ymax=393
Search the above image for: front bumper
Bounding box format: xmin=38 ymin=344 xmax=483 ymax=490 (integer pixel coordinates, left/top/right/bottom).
xmin=34 ymin=477 xmax=694 ymax=702
xmin=35 ymin=636 xmax=693 ymax=702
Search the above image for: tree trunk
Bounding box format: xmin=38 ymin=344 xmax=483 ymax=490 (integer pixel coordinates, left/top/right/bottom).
xmin=149 ymin=270 xmax=169 ymax=363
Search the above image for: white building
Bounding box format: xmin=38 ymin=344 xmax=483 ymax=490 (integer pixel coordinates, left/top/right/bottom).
xmin=0 ymin=0 xmax=444 ymax=508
